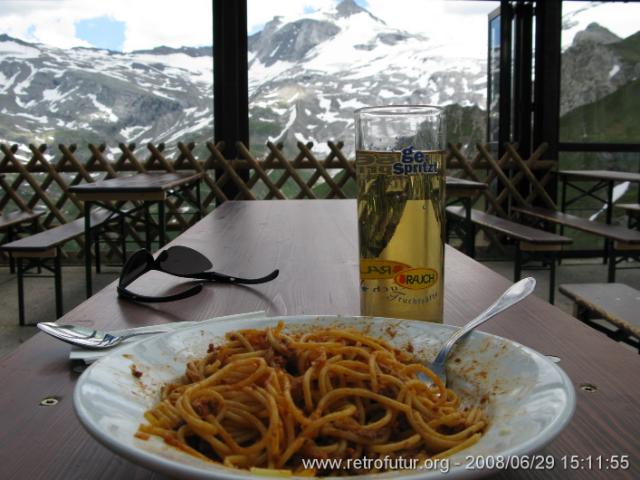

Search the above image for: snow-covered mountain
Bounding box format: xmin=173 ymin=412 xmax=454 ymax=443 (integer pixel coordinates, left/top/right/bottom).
xmin=0 ymin=0 xmax=486 ymax=157
xmin=0 ymin=34 xmax=214 ymax=154
xmin=247 ymin=0 xmax=486 ymax=154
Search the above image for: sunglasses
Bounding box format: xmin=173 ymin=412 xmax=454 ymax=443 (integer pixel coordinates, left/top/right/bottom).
xmin=118 ymin=245 xmax=279 ymax=303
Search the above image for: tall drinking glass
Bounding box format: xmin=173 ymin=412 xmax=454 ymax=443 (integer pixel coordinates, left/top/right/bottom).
xmin=355 ymin=105 xmax=445 ymax=322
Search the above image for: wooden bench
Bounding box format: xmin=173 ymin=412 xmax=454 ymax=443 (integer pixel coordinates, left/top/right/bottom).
xmin=0 ymin=210 xmax=42 ymax=231
xmin=615 ymin=203 xmax=640 ymax=229
xmin=446 ymin=206 xmax=572 ymax=303
xmin=0 ymin=210 xmax=43 ymax=273
xmin=2 ymin=209 xmax=124 ymax=325
xmin=559 ymin=283 xmax=640 ymax=353
xmin=513 ymin=207 xmax=640 ymax=282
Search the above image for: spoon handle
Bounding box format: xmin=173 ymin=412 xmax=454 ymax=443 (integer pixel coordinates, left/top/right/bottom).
xmin=433 ymin=277 xmax=536 ymax=366
xmin=119 ymin=329 xmax=171 ymax=340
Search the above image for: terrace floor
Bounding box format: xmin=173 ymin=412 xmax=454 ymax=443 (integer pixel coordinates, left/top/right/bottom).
xmin=1 ymin=259 xmax=638 ymax=357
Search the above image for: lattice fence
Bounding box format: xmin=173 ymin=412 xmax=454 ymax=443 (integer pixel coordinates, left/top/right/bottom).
xmin=0 ymin=140 xmax=556 ymax=262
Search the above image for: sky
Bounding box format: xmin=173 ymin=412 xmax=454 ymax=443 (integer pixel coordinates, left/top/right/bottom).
xmin=0 ymin=1 xmax=639 ymax=53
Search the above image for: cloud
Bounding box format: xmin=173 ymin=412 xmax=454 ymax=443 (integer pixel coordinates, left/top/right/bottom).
xmin=3 ymin=0 xmax=640 ymax=55
xmin=1 ymin=0 xmax=495 ymax=54
xmin=364 ymin=0 xmax=496 ymax=58
xmin=0 ymin=0 xmax=213 ymax=51
xmin=562 ymin=1 xmax=640 ymax=41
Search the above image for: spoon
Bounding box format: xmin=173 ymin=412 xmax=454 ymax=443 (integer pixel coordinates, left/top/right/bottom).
xmin=37 ymin=322 xmax=171 ymax=350
xmin=427 ymin=277 xmax=536 ymax=386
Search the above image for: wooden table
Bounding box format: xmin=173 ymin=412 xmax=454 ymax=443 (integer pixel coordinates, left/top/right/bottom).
xmin=69 ymin=172 xmax=203 ymax=297
xmin=445 ymin=176 xmax=487 ymax=197
xmin=558 ymin=169 xmax=640 ymax=264
xmin=0 ymin=200 xmax=637 ymax=479
xmin=558 ymin=170 xmax=640 ymax=226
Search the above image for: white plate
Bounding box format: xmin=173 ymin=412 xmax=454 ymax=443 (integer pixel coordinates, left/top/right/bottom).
xmin=74 ymin=315 xmax=575 ymax=479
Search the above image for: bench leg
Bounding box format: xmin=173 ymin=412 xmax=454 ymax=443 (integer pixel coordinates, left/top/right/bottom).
xmin=463 ymin=198 xmax=471 ymax=255
xmin=95 ymin=229 xmax=101 ymax=274
xmin=84 ymin=201 xmax=93 ymax=298
xmin=54 ymin=248 xmax=63 ymax=318
xmin=17 ymin=258 xmax=25 ymax=326
xmin=445 ymin=218 xmax=451 ymax=244
xmin=607 ymin=248 xmax=616 ymax=283
xmin=469 ymin=222 xmax=476 ymax=258
xmin=196 ymin=180 xmax=202 ymax=221
xmin=158 ymin=200 xmax=166 ymax=247
xmin=32 ymin=218 xmax=42 ymax=274
xmin=514 ymin=244 xmax=522 ymax=281
xmin=559 ymin=180 xmax=567 ymax=265
xmin=549 ymin=254 xmax=556 ymax=304
xmin=144 ymin=201 xmax=152 ymax=251
xmin=604 ymin=181 xmax=614 ymax=265
xmin=120 ymin=215 xmax=127 ymax=263
xmin=8 ymin=226 xmax=15 ymax=274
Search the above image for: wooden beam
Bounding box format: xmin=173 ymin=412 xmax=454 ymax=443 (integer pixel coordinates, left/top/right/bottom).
xmin=213 ymin=0 xmax=249 ymax=201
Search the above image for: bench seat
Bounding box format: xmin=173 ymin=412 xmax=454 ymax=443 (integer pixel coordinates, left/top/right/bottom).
xmin=616 ymin=203 xmax=640 ymax=214
xmin=2 ymin=209 xmax=115 ymax=256
xmin=446 ymin=206 xmax=571 ymax=303
xmin=1 ymin=208 xmax=123 ymax=325
xmin=0 ymin=210 xmax=43 ymax=273
xmin=513 ymin=207 xmax=640 ymax=244
xmin=0 ymin=210 xmax=42 ymax=231
xmin=447 ymin=206 xmax=572 ymax=247
xmin=616 ymin=203 xmax=640 ymax=229
xmin=559 ymin=283 xmax=640 ymax=352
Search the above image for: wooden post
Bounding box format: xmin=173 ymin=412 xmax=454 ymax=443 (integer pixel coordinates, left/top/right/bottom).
xmin=534 ymin=1 xmax=561 ymax=204
xmin=213 ymin=0 xmax=249 ymax=202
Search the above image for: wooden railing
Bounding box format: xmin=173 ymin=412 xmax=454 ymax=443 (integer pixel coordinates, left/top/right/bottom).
xmin=0 ymin=140 xmax=556 ymax=262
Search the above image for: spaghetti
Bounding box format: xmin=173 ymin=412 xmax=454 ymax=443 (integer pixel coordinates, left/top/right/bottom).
xmin=137 ymin=322 xmax=486 ymax=475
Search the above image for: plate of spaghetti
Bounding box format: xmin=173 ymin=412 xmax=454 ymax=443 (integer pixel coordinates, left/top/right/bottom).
xmin=74 ymin=315 xmax=575 ymax=479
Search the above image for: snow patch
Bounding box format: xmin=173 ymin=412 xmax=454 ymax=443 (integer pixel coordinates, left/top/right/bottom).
xmin=13 ymin=65 xmax=36 ymax=95
xmin=608 ymin=64 xmax=620 ymax=79
xmin=87 ymin=94 xmax=118 ymax=123
xmin=269 ymin=106 xmax=297 ymax=143
xmin=15 ymin=112 xmax=49 ymax=123
xmin=0 ymin=71 xmax=19 ymax=94
xmin=120 ymin=126 xmax=150 ymax=140
xmin=378 ymin=89 xmax=396 ymax=99
xmin=338 ymin=98 xmax=367 ymax=109
xmin=0 ymin=40 xmax=41 ymax=59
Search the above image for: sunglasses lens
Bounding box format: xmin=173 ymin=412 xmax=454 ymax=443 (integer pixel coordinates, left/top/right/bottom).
xmin=157 ymin=245 xmax=212 ymax=275
xmin=119 ymin=250 xmax=152 ymax=287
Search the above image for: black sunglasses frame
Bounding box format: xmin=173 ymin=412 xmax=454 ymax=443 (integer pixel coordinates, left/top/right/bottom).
xmin=117 ymin=249 xmax=204 ymax=303
xmin=117 ymin=246 xmax=279 ymax=303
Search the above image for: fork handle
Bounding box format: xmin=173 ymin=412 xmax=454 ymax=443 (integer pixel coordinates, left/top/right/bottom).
xmin=433 ymin=277 xmax=536 ymax=367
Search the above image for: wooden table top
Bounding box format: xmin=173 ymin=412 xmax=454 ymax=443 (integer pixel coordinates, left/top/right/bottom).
xmin=0 ymin=200 xmax=638 ymax=479
xmin=558 ymin=170 xmax=640 ymax=183
xmin=445 ymin=176 xmax=487 ymax=190
xmin=69 ymin=172 xmax=202 ymax=196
